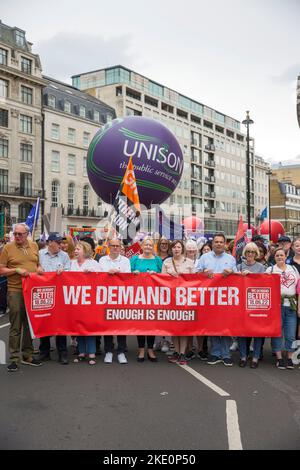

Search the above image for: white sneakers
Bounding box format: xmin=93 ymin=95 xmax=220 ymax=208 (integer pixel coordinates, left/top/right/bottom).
xmin=161 ymin=340 xmax=170 ymax=353
xmin=104 ymin=352 xmax=128 ymax=364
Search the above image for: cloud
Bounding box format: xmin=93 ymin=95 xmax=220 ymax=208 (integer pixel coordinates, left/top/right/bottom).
xmin=35 ymin=32 xmax=137 ymax=82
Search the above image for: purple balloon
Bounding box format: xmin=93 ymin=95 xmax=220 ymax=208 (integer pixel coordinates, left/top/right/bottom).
xmin=87 ymin=116 xmax=183 ymax=208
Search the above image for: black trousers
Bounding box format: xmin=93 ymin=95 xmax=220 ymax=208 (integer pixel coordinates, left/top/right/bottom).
xmin=137 ymin=336 xmax=155 ymax=349
xmin=39 ymin=336 xmax=67 ymax=356
xmin=104 ymin=335 xmax=127 ymax=354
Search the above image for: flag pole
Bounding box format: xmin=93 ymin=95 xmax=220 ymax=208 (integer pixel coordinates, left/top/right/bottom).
xmin=3 ymin=207 xmax=7 ymax=237
xmin=31 ymin=198 xmax=40 ymax=241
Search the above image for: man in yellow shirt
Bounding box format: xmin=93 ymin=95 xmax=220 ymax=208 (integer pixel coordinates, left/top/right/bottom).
xmin=0 ymin=223 xmax=43 ymax=371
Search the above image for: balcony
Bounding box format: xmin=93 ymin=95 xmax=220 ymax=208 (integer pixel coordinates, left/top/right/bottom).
xmin=210 ymin=176 xmax=215 ymax=183
xmin=0 ymin=186 xmax=45 ymax=199
xmin=210 ymin=208 xmax=216 ymax=215
xmin=204 ymin=160 xmax=215 ymax=167
xmin=205 ymin=144 xmax=215 ymax=152
xmin=62 ymin=206 xmax=104 ymax=218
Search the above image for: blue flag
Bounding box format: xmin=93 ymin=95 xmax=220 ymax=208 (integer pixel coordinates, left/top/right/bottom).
xmin=155 ymin=206 xmax=184 ymax=240
xmin=259 ymin=207 xmax=268 ymax=221
xmin=25 ymin=198 xmax=40 ymax=233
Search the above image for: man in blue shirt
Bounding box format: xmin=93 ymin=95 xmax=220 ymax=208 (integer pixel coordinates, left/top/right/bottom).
xmin=195 ymin=233 xmax=237 ymax=366
xmin=38 ymin=233 xmax=71 ymax=364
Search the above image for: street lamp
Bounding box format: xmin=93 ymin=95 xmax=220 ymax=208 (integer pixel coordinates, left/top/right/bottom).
xmin=242 ymin=111 xmax=254 ymax=229
xmin=266 ymin=169 xmax=272 ymax=241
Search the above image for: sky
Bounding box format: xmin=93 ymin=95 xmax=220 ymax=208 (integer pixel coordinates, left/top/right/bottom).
xmin=2 ymin=0 xmax=300 ymax=163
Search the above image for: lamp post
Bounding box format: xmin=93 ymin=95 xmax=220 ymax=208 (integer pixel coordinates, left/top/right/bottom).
xmin=266 ymin=169 xmax=272 ymax=241
xmin=242 ymin=111 xmax=254 ymax=229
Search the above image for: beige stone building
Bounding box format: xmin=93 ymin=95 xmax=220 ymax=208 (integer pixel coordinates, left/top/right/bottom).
xmin=254 ymin=155 xmax=270 ymax=223
xmin=72 ymin=66 xmax=268 ymax=237
xmin=0 ymin=21 xmax=47 ymax=232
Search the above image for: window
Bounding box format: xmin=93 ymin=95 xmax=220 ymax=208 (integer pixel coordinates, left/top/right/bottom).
xmin=68 ymin=183 xmax=75 ymax=210
xmin=83 ymin=185 xmax=89 ymax=211
xmin=21 ymin=85 xmax=33 ymax=105
xmin=0 ymin=109 xmax=8 ymax=128
xmin=64 ymin=101 xmax=71 ymax=113
xmin=48 ymin=95 xmax=56 ymax=108
xmin=20 ymin=115 xmax=32 ymax=134
xmin=79 ymin=105 xmax=86 ymax=118
xmin=20 ymin=172 xmax=32 ymax=196
xmin=21 ymin=57 xmax=32 ymax=74
xmin=0 ymin=138 xmax=8 ymax=158
xmin=0 ymin=169 xmax=8 ymax=193
xmin=0 ymin=48 xmax=8 ymax=65
xmin=126 ymin=107 xmax=142 ymax=116
xmin=19 ymin=202 xmax=32 ymax=221
xmin=94 ymin=110 xmax=100 ymax=122
xmin=51 ymin=181 xmax=60 ymax=207
xmin=83 ymin=156 xmax=87 ymax=176
xmin=15 ymin=30 xmax=25 ymax=47
xmin=51 ymin=123 xmax=60 ymax=140
xmin=83 ymin=132 xmax=90 ymax=147
xmin=51 ymin=151 xmax=60 ymax=172
xmin=0 ymin=79 xmax=8 ymax=98
xmin=126 ymin=88 xmax=141 ymax=101
xmin=68 ymin=154 xmax=76 ymax=175
xmin=68 ymin=128 xmax=76 ymax=144
xmin=20 ymin=143 xmax=32 ymax=162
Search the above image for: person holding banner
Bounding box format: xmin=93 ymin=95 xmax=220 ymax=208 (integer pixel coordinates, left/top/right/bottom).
xmin=162 ymin=240 xmax=195 ymax=365
xmin=71 ymin=241 xmax=101 ymax=365
xmin=195 ymin=233 xmax=237 ymax=366
xmin=0 ymin=223 xmax=43 ymax=371
xmin=130 ymin=237 xmax=162 ymax=362
xmin=266 ymin=247 xmax=299 ymax=370
xmin=237 ymin=243 xmax=265 ymax=369
xmin=98 ymin=238 xmax=131 ymax=364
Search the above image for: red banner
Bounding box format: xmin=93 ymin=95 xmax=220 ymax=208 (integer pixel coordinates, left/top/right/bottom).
xmin=23 ymin=273 xmax=281 ymax=338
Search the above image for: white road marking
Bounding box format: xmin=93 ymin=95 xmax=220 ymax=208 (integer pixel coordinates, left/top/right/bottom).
xmin=0 ymin=322 xmax=9 ymax=329
xmin=226 ymin=400 xmax=243 ymax=450
xmin=177 ymin=363 xmax=230 ymax=397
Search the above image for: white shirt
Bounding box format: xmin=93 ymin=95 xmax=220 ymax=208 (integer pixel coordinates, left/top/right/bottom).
xmin=266 ymin=264 xmax=299 ymax=306
xmin=98 ymin=254 xmax=131 ymax=273
xmin=70 ymin=258 xmax=101 ymax=272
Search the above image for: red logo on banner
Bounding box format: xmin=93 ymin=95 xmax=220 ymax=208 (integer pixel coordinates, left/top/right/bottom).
xmin=31 ymin=286 xmax=56 ymax=311
xmin=246 ymin=287 xmax=271 ymax=311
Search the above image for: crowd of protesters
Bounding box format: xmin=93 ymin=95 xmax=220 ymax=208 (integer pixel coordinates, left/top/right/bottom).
xmin=0 ymin=223 xmax=299 ymax=373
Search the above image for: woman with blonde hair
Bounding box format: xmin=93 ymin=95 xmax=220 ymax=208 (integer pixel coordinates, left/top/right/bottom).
xmin=61 ymin=235 xmax=75 ymax=260
xmin=156 ymin=237 xmax=171 ymax=261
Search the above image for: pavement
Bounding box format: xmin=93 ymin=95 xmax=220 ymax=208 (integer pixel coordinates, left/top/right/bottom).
xmin=0 ymin=314 xmax=300 ymax=450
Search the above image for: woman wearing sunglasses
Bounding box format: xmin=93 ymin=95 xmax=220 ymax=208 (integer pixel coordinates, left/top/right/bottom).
xmin=237 ymin=243 xmax=265 ymax=368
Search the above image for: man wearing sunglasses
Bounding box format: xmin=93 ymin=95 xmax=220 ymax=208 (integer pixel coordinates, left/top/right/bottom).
xmin=0 ymin=223 xmax=43 ymax=371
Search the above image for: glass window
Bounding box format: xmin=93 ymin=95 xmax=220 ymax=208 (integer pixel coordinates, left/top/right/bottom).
xmin=0 ymin=169 xmax=8 ymax=192
xmin=20 ymin=172 xmax=32 ymax=196
xmin=21 ymin=85 xmax=33 ymax=104
xmin=68 ymin=154 xmax=76 ymax=175
xmin=79 ymin=105 xmax=86 ymax=118
xmin=0 ymin=79 xmax=8 ymax=98
xmin=64 ymin=101 xmax=71 ymax=113
xmin=15 ymin=30 xmax=25 ymax=46
xmin=149 ymin=81 xmax=163 ymax=98
xmin=51 ymin=151 xmax=60 ymax=172
xmin=68 ymin=128 xmax=76 ymax=144
xmin=21 ymin=56 xmax=32 ymax=74
xmin=83 ymin=156 xmax=87 ymax=176
xmin=68 ymin=183 xmax=75 ymax=210
xmin=51 ymin=123 xmax=60 ymax=140
xmin=0 ymin=109 xmax=8 ymax=127
xmin=20 ymin=114 xmax=32 ymax=134
xmin=48 ymin=95 xmax=56 ymax=108
xmin=0 ymin=138 xmax=8 ymax=158
xmin=20 ymin=143 xmax=32 ymax=162
xmin=51 ymin=181 xmax=60 ymax=207
xmin=83 ymin=132 xmax=90 ymax=147
xmin=94 ymin=110 xmax=100 ymax=122
xmin=0 ymin=48 xmax=8 ymax=65
xmin=83 ymin=185 xmax=89 ymax=211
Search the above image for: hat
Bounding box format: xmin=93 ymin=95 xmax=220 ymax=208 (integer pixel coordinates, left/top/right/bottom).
xmin=48 ymin=232 xmax=63 ymax=242
xmin=277 ymin=235 xmax=291 ymax=243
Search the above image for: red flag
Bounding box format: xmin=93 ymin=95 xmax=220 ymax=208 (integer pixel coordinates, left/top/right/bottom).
xmin=232 ymin=216 xmax=245 ymax=259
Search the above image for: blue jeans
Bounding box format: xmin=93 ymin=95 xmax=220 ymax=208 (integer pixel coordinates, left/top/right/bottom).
xmin=77 ymin=336 xmax=96 ymax=355
xmin=210 ymin=336 xmax=232 ymax=359
xmin=238 ymin=337 xmax=262 ymax=360
xmin=271 ymin=306 xmax=297 ymax=353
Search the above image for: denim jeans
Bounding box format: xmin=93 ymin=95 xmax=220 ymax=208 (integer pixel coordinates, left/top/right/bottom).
xmin=271 ymin=306 xmax=297 ymax=353
xmin=238 ymin=337 xmax=262 ymax=360
xmin=77 ymin=336 xmax=96 ymax=355
xmin=210 ymin=336 xmax=232 ymax=359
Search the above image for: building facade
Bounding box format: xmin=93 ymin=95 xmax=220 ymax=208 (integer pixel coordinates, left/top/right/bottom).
xmin=43 ymin=77 xmax=115 ymax=234
xmin=297 ymin=75 xmax=300 ymax=129
xmin=254 ymin=155 xmax=270 ymax=224
xmin=269 ymin=178 xmax=300 ymax=236
xmin=0 ymin=21 xmax=47 ymax=232
xmin=72 ymin=65 xmax=261 ymax=238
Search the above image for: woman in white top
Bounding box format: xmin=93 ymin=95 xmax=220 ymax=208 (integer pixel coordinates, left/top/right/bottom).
xmin=71 ymin=241 xmax=100 ymax=365
xmin=266 ymin=247 xmax=300 ymax=370
xmin=162 ymin=240 xmax=195 ymax=366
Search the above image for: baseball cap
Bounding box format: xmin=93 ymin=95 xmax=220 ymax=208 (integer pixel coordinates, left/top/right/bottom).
xmin=48 ymin=232 xmax=63 ymax=242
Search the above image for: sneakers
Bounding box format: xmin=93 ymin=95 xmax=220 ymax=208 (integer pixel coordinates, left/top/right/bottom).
xmin=168 ymin=352 xmax=179 ymax=363
xmin=197 ymin=351 xmax=208 ymax=361
xmin=276 ymin=358 xmax=286 ymax=370
xmin=207 ymin=355 xmax=222 ymax=365
xmin=104 ymin=352 xmax=113 ymax=363
xmin=178 ymin=354 xmax=188 ymax=365
xmin=161 ymin=340 xmax=170 ymax=353
xmin=230 ymin=340 xmax=239 ymax=352
xmin=117 ymin=353 xmax=128 ymax=364
xmin=153 ymin=341 xmax=162 ymax=351
xmin=7 ymin=362 xmax=19 ymax=372
xmin=185 ymin=350 xmax=196 ymax=360
xmin=223 ymin=358 xmax=233 ymax=367
xmin=21 ymin=358 xmax=43 ymax=367
xmin=286 ymin=358 xmax=294 ymax=370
